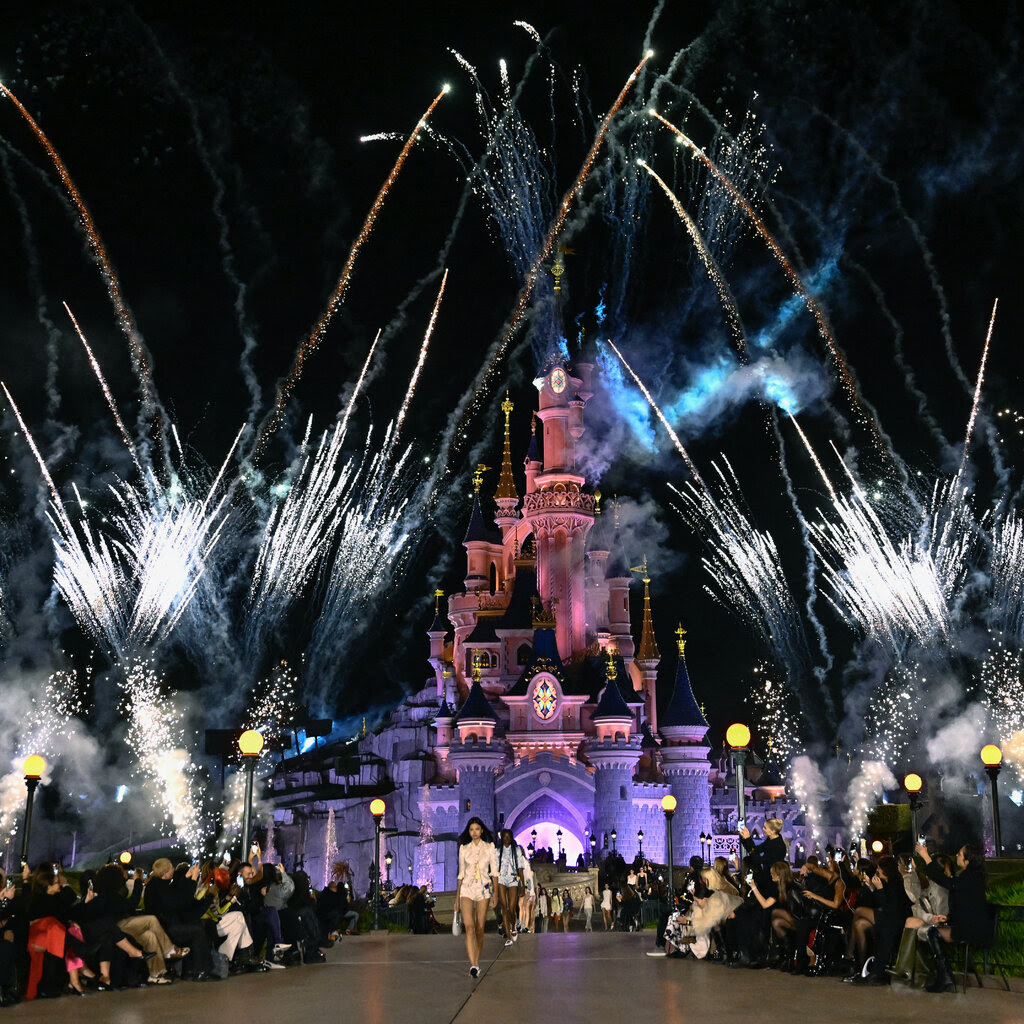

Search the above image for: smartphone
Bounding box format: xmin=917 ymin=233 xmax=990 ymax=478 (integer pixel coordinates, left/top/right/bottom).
xmin=52 ymin=863 xmax=59 ymax=877
xmin=236 ymin=873 xmax=244 ymax=887
xmin=745 ymin=871 xmax=754 ymax=884
xmin=737 ymin=819 xmax=745 ymax=830
xmin=917 ymin=834 xmax=927 ymax=845
xmin=251 ymin=841 xmax=259 ymax=853
xmin=87 ymin=879 xmax=94 ymax=892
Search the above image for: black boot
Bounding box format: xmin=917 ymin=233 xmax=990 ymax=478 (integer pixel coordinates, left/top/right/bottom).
xmin=925 ymin=927 xmax=955 ymax=993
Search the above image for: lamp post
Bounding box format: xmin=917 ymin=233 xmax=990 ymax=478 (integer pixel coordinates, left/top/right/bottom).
xmin=611 ymin=828 xmax=617 ymax=853
xmin=369 ymin=798 xmax=386 ymax=930
xmin=385 ymin=850 xmax=393 ymax=891
xmin=589 ymin=834 xmax=597 ymax=867
xmin=20 ymin=755 xmax=45 ymax=866
xmin=662 ymin=795 xmax=676 ymax=909
xmin=238 ymin=729 xmax=264 ymax=861
xmin=904 ymin=772 xmax=923 ymax=844
xmin=726 ymin=723 xmax=751 ymax=872
xmin=637 ymin=828 xmax=644 ymax=859
xmin=699 ymin=832 xmax=708 ymax=864
xmin=556 ymin=829 xmax=563 ymax=857
xmin=531 ymin=828 xmax=537 ymax=854
xmin=981 ymin=745 xmax=1003 ymax=856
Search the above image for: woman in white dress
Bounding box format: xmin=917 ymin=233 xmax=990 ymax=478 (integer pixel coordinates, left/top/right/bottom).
xmin=456 ymin=818 xmax=498 ymax=977
xmin=601 ymin=883 xmax=614 ymax=930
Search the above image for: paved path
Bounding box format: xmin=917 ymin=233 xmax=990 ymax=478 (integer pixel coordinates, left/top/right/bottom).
xmin=3 ymin=932 xmax=1019 ymax=1024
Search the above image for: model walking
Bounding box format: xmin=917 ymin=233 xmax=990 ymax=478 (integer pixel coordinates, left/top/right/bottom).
xmin=495 ymin=829 xmax=524 ymax=946
xmin=456 ymin=818 xmax=498 ymax=978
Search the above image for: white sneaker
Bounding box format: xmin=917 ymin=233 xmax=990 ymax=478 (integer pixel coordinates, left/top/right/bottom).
xmin=273 ymin=943 xmax=292 ymax=953
xmin=646 ymin=950 xmax=667 ymax=958
xmin=264 ymin=959 xmax=285 ymax=970
xmin=504 ymin=939 xmax=514 ymax=947
xmin=147 ymin=974 xmax=173 ymax=984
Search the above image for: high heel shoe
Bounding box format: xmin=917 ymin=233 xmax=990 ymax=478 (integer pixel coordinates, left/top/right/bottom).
xmin=66 ymin=984 xmax=85 ymax=997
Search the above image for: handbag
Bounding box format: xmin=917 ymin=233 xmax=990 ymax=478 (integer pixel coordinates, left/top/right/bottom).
xmin=452 ymin=911 xmax=462 ymax=936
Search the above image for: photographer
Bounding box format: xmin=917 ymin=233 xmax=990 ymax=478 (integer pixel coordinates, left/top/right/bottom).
xmin=850 ymin=856 xmax=910 ymax=986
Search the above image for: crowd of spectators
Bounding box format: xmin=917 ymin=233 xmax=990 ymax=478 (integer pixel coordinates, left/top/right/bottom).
xmin=0 ymin=842 xmax=364 ymax=1002
xmin=643 ymin=819 xmax=990 ymax=994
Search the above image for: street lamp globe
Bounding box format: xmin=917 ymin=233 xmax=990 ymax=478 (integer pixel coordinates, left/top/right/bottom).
xmin=119 ymin=851 xmax=132 ymax=866
xmin=981 ymin=744 xmax=1003 ymax=768
xmin=870 ymin=840 xmax=884 ymax=854
xmin=903 ymin=772 xmax=923 ymax=794
xmin=661 ymin=794 xmax=677 ymax=814
xmin=369 ymin=798 xmax=386 ymax=819
xmin=238 ymin=729 xmax=264 ymax=757
xmin=726 ymin=723 xmax=751 ymax=749
xmin=22 ymin=755 xmax=45 ymax=779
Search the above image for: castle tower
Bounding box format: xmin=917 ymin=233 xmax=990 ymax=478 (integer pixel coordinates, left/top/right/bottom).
xmin=522 ymin=361 xmax=596 ymax=659
xmin=586 ymin=650 xmax=642 ymax=858
xmin=631 ymin=557 xmax=660 ymax=732
xmin=449 ymin=655 xmax=508 ymax=832
xmin=658 ymin=625 xmax=712 ymax=863
xmin=605 ymin=502 xmax=635 ymax=660
xmin=494 ymin=394 xmax=520 ymax=546
xmin=426 ymin=589 xmax=449 ymax=699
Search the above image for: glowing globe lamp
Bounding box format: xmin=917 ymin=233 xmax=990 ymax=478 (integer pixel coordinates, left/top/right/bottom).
xmin=871 ymin=840 xmax=884 ymax=854
xmin=22 ymin=755 xmax=45 ymax=779
xmin=903 ymin=773 xmax=923 ymax=795
xmin=980 ymin=744 xmax=1002 ymax=768
xmin=119 ymin=851 xmax=132 ymax=865
xmin=238 ymin=729 xmax=265 ymax=757
xmin=661 ymin=794 xmax=677 ymax=813
xmin=726 ymin=723 xmax=751 ymax=749
xmin=369 ymin=798 xmax=386 ymax=819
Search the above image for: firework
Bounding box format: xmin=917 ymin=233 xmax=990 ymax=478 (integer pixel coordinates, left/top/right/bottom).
xmin=745 ymin=662 xmax=802 ymax=767
xmin=0 ymin=83 xmax=163 ymax=433
xmin=845 ymin=760 xmax=897 ymax=841
xmin=119 ymin=657 xmax=206 ymax=852
xmin=254 ymin=86 xmax=451 ymax=457
xmin=394 ymin=268 xmax=448 ymax=442
xmin=637 ymin=159 xmax=747 ymax=358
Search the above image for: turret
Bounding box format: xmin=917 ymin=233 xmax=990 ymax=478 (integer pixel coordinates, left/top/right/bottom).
xmin=427 ymin=589 xmax=450 ymax=699
xmin=659 ymin=625 xmax=712 ymax=863
xmin=631 ymin=557 xmax=661 ymax=732
xmin=494 ymin=393 xmax=520 ymax=538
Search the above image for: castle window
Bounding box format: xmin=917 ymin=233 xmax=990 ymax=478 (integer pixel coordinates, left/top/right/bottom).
xmin=516 ymin=643 xmax=532 ymax=665
xmin=620 ymin=785 xmax=627 ymax=800
xmin=489 ymin=562 xmax=498 ymax=595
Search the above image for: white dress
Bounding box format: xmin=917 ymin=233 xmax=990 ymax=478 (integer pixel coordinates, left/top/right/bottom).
xmin=458 ymin=841 xmax=498 ymax=901
xmin=496 ymin=843 xmax=524 ymax=887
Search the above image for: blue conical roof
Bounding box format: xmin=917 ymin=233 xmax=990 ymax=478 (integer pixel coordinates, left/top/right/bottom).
xmin=463 ymin=493 xmax=501 ymax=545
xmin=592 ymin=664 xmax=633 ymax=721
xmin=454 ymin=678 xmax=497 ymax=723
xmin=661 ymin=652 xmax=707 ymax=729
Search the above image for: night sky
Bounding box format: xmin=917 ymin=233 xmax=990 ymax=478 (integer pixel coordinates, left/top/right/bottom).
xmin=0 ymin=0 xmax=1022 ymax=765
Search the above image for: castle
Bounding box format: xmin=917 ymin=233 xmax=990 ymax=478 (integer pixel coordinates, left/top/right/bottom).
xmin=266 ymin=351 xmax=809 ymax=890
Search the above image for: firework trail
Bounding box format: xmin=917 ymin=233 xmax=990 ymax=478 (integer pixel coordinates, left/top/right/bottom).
xmin=0 ymin=143 xmax=63 ymax=417
xmin=253 ymin=86 xmax=450 ymax=458
xmin=671 ymin=459 xmax=813 ymax=688
xmin=339 ymin=329 xmax=382 ymax=436
xmin=862 ymin=662 xmax=925 ymax=769
xmin=960 ymin=298 xmax=998 ymax=477
xmin=0 ymin=83 xmax=165 ymax=450
xmin=767 ymin=413 xmax=834 ymax=676
xmin=63 ymin=303 xmax=144 ymax=478
xmin=637 ymin=158 xmax=747 ymax=358
xmin=989 ymin=512 xmax=1024 ymax=640
xmin=605 ymin=338 xmax=704 ymax=484
xmin=305 ymin=431 xmax=417 ymax=713
xmin=787 ymin=413 xmax=837 ymax=500
xmin=393 ymin=268 xmax=448 ymax=442
xmin=443 ymin=51 xmax=653 ymax=472
xmin=745 ymin=662 xmax=802 ymax=766
xmin=648 ymin=109 xmax=886 ymax=451
xmin=1 ymin=383 xmax=67 ymax=509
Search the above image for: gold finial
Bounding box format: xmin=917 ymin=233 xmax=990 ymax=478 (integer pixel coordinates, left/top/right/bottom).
xmin=594 ymin=488 xmax=602 ymax=514
xmin=473 ymin=464 xmax=491 ymax=493
xmin=605 ymin=646 xmax=618 ymax=682
xmin=699 ymin=701 xmax=707 ymax=718
xmin=434 ymin=588 xmax=444 ymax=613
xmin=551 ymin=251 xmax=565 ymax=294
xmin=675 ymin=623 xmax=687 ymax=656
xmin=531 ymin=413 xmax=537 ymax=435
xmin=360 ymin=716 xmax=367 ymax=738
xmin=630 ymin=554 xmax=650 ymax=583
xmin=495 ymin=393 xmax=518 ymax=501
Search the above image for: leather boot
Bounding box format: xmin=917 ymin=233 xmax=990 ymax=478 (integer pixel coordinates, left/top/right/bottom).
xmin=925 ymin=927 xmax=955 ymax=993
xmin=887 ymin=928 xmax=918 ymax=983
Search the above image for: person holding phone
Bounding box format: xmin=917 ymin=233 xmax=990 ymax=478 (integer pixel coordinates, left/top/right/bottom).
xmin=145 ymin=859 xmax=214 ymax=980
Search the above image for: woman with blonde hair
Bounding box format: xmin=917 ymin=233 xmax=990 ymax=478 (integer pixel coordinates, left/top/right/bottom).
xmin=651 ymin=868 xmax=742 ymax=959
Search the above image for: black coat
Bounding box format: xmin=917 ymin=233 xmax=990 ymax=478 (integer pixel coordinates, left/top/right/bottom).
xmin=741 ymin=834 xmax=787 ymax=890
xmin=925 ymin=861 xmax=989 ymax=944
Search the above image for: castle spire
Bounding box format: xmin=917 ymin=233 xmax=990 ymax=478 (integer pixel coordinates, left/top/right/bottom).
xmin=495 ymin=393 xmax=518 ymax=501
xmin=632 ymin=556 xmax=660 ymax=661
